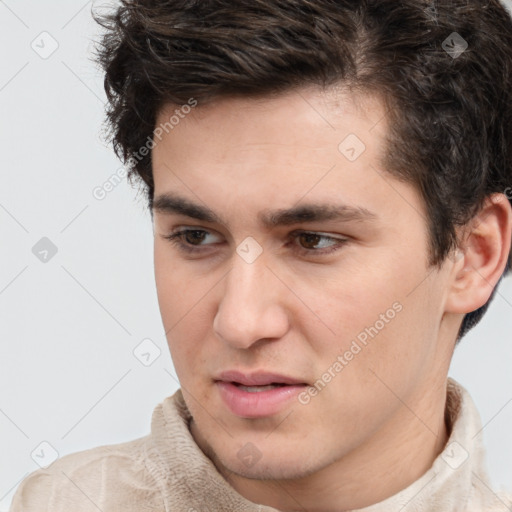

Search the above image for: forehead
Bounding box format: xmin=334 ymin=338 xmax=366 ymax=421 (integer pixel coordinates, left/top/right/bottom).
xmin=148 ymin=86 xmax=424 ymax=229
xmin=152 ymin=86 xmax=389 ymax=178
xmin=155 ymin=85 xmax=385 ymax=131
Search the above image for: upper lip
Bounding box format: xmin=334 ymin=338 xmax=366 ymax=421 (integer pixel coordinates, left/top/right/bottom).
xmin=215 ymin=370 xmax=307 ymax=386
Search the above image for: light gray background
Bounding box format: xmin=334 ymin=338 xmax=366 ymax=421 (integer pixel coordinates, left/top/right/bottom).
xmin=1 ymin=1 xmax=511 ymax=510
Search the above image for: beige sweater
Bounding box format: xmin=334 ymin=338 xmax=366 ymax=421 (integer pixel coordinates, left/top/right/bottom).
xmin=9 ymin=378 xmax=512 ymax=511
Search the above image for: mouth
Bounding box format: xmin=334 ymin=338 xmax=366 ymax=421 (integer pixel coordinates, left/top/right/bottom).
xmin=231 ymin=383 xmax=289 ymax=392
xmin=214 ymin=370 xmax=309 ymax=418
xmin=215 ymin=369 xmax=308 ymax=387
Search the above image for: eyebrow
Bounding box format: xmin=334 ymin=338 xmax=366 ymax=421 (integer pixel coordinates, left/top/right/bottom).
xmin=151 ymin=193 xmax=378 ymax=229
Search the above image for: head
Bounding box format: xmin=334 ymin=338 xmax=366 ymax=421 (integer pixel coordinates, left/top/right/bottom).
xmin=92 ymin=0 xmax=512 ymax=496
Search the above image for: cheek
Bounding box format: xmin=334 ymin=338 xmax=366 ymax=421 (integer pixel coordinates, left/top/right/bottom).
xmin=300 ymin=255 xmax=435 ymax=382
xmin=154 ymin=250 xmax=211 ymax=365
xmin=297 ymin=264 xmax=407 ymax=343
xmin=154 ymin=247 xmax=200 ymax=321
xmin=329 ymin=288 xmax=439 ymax=404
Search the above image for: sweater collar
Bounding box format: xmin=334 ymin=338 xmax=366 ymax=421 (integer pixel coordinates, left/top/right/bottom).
xmin=144 ymin=378 xmax=506 ymax=511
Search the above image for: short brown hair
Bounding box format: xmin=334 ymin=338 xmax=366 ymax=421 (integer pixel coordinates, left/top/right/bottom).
xmin=92 ymin=0 xmax=512 ymax=340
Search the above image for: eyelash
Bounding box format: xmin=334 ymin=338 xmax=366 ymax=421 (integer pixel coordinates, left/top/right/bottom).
xmin=162 ymin=229 xmax=348 ymax=257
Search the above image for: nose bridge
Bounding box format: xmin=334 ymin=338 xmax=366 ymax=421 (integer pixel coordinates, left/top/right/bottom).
xmin=213 ymin=250 xmax=288 ymax=349
xmin=226 ymin=256 xmax=260 ymax=305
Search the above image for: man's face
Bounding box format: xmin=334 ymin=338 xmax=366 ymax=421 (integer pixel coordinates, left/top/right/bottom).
xmin=151 ymin=87 xmax=454 ymax=480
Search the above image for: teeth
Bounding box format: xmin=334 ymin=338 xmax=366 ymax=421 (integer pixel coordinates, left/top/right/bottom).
xmin=237 ymin=384 xmax=283 ymax=392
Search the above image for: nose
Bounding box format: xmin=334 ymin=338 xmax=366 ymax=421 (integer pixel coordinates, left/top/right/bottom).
xmin=213 ymin=251 xmax=290 ymax=350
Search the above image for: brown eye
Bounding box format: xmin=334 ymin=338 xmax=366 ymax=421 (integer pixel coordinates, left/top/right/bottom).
xmin=162 ymin=228 xmax=222 ymax=254
xmin=289 ymin=231 xmax=349 ymax=256
xmin=298 ymin=233 xmax=323 ymax=249
xmin=183 ymin=230 xmax=208 ymax=245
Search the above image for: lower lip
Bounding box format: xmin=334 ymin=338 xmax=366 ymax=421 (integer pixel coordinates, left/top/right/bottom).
xmin=216 ymin=382 xmax=306 ymax=418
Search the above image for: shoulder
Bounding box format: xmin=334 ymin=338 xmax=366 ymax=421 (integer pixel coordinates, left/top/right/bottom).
xmin=9 ymin=436 xmax=163 ymax=512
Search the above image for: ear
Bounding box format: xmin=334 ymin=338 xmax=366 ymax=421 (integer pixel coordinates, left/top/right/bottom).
xmin=444 ymin=193 xmax=512 ymax=315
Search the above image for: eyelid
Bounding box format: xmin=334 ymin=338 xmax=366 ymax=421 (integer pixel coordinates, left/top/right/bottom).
xmin=296 ymin=230 xmax=345 ymax=239
xmin=162 ymin=227 xmax=349 ymax=257
xmin=165 ymin=225 xmax=346 ymax=239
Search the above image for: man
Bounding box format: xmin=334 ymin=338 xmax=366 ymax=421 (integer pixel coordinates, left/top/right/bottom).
xmin=10 ymin=0 xmax=512 ymax=510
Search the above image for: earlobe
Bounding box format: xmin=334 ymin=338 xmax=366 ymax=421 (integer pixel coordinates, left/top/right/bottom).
xmin=445 ymin=193 xmax=512 ymax=315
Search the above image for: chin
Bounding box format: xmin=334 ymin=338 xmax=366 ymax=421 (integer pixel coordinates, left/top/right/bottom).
xmin=226 ymin=460 xmax=315 ymax=481
xmin=214 ymin=444 xmax=326 ymax=481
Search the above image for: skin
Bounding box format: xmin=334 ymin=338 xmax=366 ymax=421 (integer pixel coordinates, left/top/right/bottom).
xmin=151 ymin=86 xmax=512 ymax=511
